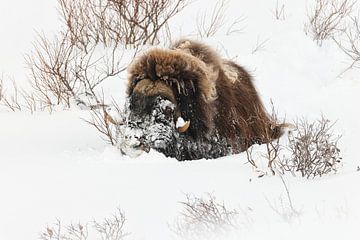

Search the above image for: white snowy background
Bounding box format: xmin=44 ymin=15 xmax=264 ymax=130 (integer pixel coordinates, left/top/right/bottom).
xmin=0 ymin=0 xmax=359 ymax=239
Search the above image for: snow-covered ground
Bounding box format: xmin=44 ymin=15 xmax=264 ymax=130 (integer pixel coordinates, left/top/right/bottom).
xmin=1 ymin=0 xmax=360 ymax=239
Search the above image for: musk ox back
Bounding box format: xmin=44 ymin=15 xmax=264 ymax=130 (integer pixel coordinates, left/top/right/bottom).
xmin=119 ymin=40 xmax=282 ymax=160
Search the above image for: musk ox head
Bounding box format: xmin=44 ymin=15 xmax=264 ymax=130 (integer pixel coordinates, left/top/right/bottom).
xmin=119 ymin=82 xmax=184 ymax=158
xmin=118 ymin=46 xmax=225 ymax=160
xmin=118 ymin=40 xmax=284 ymax=160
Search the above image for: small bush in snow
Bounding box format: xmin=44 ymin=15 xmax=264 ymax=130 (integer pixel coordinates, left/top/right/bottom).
xmin=282 ymin=117 xmax=341 ymax=178
xmin=304 ymin=0 xmax=355 ymax=46
xmin=93 ymin=208 xmax=129 ymax=240
xmin=172 ymin=194 xmax=238 ymax=239
xmin=40 ymin=208 xmax=129 ymax=240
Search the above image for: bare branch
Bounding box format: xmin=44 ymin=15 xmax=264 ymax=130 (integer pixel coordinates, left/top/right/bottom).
xmin=272 ymin=1 xmax=286 ymax=21
xmin=305 ymin=0 xmax=356 ymax=46
xmin=83 ymin=92 xmax=125 ymax=146
xmin=251 ymin=36 xmax=270 ymax=54
xmin=0 ymin=77 xmax=22 ymax=112
xmin=226 ymin=15 xmax=246 ymax=36
xmin=332 ymin=15 xmax=360 ymax=74
xmin=196 ymin=0 xmax=228 ymax=38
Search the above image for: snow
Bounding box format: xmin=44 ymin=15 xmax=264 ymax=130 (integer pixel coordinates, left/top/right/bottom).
xmin=1 ymin=0 xmax=360 ymax=240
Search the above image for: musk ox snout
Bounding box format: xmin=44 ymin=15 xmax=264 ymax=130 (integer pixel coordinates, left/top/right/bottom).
xmin=119 ymin=127 xmax=150 ymax=158
xmin=118 ymin=125 xmax=150 ymax=158
xmin=118 ymin=97 xmax=178 ymax=158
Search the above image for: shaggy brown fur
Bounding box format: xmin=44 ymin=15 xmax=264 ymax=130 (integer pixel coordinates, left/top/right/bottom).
xmin=126 ymin=40 xmax=282 ymax=159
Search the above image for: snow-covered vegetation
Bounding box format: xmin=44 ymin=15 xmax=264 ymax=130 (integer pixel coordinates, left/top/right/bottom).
xmin=0 ymin=0 xmax=359 ymax=239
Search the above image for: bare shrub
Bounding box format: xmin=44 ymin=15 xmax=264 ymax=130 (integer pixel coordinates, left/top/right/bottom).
xmin=196 ymin=0 xmax=245 ymax=38
xmin=58 ymin=0 xmax=190 ymax=48
xmin=40 ymin=220 xmax=88 ymax=240
xmin=93 ymin=208 xmax=129 ymax=240
xmin=26 ymin=30 xmax=127 ymax=111
xmin=172 ymin=193 xmax=238 ymax=239
xmin=26 ymin=0 xmax=190 ymax=112
xmin=40 ymin=208 xmax=129 ymax=240
xmin=26 ymin=32 xmax=77 ymax=109
xmin=279 ymin=116 xmax=342 ymax=178
xmin=332 ymin=15 xmax=360 ymax=73
xmin=305 ymin=0 xmax=356 ymax=46
xmin=244 ymin=106 xmax=341 ymax=178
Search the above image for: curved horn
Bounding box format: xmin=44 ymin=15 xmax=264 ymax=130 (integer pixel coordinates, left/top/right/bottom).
xmin=177 ymin=120 xmax=190 ymax=133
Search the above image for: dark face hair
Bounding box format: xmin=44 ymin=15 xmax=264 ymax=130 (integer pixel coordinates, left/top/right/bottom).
xmin=119 ymin=91 xmax=233 ymax=161
xmin=119 ymin=94 xmax=178 ymax=157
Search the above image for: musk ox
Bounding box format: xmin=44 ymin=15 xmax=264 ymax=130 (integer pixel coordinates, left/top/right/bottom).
xmin=118 ymin=39 xmax=284 ymax=161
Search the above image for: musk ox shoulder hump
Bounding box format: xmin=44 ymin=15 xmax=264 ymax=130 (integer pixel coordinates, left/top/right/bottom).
xmin=127 ymin=48 xmax=218 ymax=102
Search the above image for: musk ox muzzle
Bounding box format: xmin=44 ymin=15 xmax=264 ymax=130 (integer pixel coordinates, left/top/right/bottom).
xmin=118 ymin=96 xmax=182 ymax=158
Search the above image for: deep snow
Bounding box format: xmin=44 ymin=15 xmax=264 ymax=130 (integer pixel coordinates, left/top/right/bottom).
xmin=1 ymin=0 xmax=360 ymax=239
